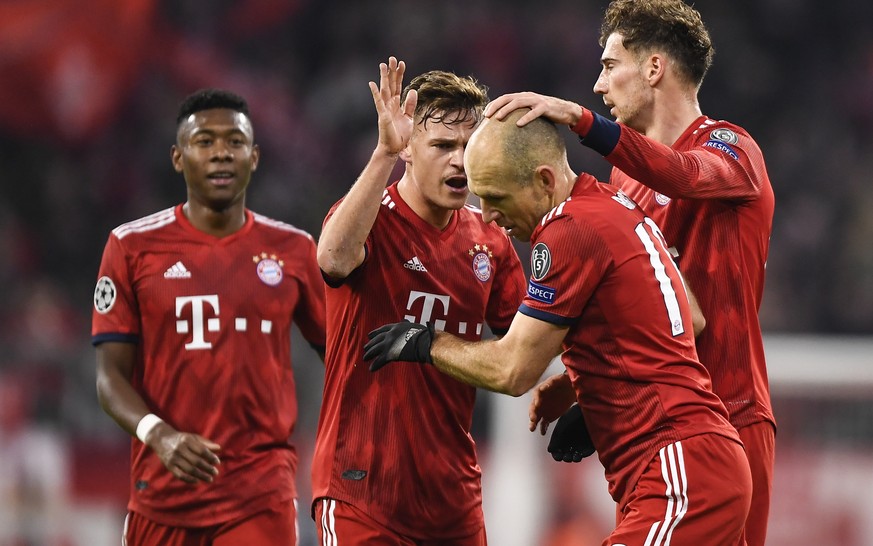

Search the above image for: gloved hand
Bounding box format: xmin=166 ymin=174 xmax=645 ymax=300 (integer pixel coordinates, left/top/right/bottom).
xmin=363 ymin=321 xmax=435 ymax=371
xmin=547 ymin=403 xmax=596 ymax=462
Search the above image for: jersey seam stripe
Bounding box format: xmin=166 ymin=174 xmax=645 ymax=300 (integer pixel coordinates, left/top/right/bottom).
xmin=252 ymin=213 xmax=313 ymax=238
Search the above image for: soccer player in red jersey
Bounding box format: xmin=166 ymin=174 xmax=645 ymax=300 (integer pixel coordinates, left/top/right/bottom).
xmin=364 ymin=110 xmax=752 ymax=546
xmin=483 ymin=2 xmax=776 ymax=543
xmin=91 ymin=89 xmax=326 ymax=546
xmin=312 ymin=57 xmax=526 ymax=544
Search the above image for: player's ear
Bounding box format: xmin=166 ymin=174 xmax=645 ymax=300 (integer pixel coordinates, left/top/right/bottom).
xmin=535 ymin=165 xmax=557 ymax=196
xmin=250 ymin=144 xmax=260 ymax=172
xmin=646 ymin=53 xmax=666 ymax=86
xmin=171 ymin=145 xmax=183 ymax=173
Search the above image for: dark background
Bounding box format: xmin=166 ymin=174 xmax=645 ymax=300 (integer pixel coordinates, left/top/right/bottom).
xmin=0 ymin=1 xmax=871 ymax=544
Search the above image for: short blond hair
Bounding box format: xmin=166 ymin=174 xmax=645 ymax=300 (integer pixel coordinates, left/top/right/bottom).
xmin=402 ymin=70 xmax=489 ymax=129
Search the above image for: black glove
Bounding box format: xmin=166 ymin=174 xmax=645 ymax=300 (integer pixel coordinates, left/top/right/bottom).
xmin=547 ymin=403 xmax=596 ymax=462
xmin=363 ymin=321 xmax=435 ymax=371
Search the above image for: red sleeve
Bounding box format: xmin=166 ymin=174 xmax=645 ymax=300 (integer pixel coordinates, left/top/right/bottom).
xmin=518 ymin=215 xmax=610 ymax=326
xmin=607 ymin=123 xmax=767 ymax=201
xmin=572 ymin=109 xmax=768 ymax=202
xmin=91 ymin=234 xmax=140 ymax=344
xmin=293 ymin=234 xmax=327 ymax=349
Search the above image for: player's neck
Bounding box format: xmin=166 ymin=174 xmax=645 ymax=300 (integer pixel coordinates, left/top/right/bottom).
xmin=183 ymin=200 xmax=247 ymax=238
xmin=645 ymin=90 xmax=702 ymax=146
xmin=396 ymin=178 xmax=455 ymax=230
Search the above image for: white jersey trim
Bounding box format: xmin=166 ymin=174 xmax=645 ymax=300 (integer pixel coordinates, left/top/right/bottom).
xmin=112 ymin=207 xmax=176 ymax=240
xmin=252 ymin=212 xmax=314 ymax=240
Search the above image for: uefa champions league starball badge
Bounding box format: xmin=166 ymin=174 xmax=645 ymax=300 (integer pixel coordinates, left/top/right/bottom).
xmin=253 ymin=252 xmax=284 ymax=286
xmin=94 ymin=276 xmax=117 ymax=313
xmin=469 ymin=244 xmax=493 ymax=282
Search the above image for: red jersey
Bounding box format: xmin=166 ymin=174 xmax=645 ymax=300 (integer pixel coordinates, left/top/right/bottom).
xmin=312 ymin=183 xmax=526 ymax=540
xmin=91 ymin=205 xmax=326 ymax=527
xmin=519 ymin=174 xmax=739 ymax=506
xmin=573 ymin=113 xmax=775 ymax=430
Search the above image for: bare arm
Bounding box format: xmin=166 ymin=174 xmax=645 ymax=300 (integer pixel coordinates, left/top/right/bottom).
xmin=96 ymin=342 xmax=221 ymax=483
xmin=430 ymin=313 xmax=569 ymax=397
xmin=317 ymin=56 xmax=417 ymax=278
xmin=96 ymin=341 xmax=151 ymax=436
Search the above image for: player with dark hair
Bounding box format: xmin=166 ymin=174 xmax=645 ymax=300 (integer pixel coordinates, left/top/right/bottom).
xmin=484 ymin=1 xmax=775 ymax=543
xmin=92 ymin=88 xmax=326 ymax=545
xmin=364 ymin=109 xmax=753 ymax=545
xmin=312 ymin=57 xmax=525 ymax=544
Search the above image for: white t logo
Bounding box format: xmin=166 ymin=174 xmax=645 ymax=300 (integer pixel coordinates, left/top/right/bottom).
xmin=404 ymin=290 xmax=450 ymax=331
xmin=176 ymin=295 xmax=220 ymax=350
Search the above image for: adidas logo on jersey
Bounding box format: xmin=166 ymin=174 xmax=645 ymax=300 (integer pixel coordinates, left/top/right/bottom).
xmin=164 ymin=261 xmax=192 ymax=279
xmin=403 ymin=256 xmax=428 ymax=272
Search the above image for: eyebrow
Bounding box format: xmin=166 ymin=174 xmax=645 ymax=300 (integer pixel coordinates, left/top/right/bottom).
xmin=428 ymin=136 xmax=462 ymax=145
xmin=189 ymin=127 xmax=248 ymax=138
xmin=478 ymin=190 xmax=506 ymax=200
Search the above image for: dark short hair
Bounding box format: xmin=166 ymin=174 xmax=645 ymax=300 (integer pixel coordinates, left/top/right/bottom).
xmin=402 ymin=71 xmax=489 ymax=128
xmin=175 ymin=89 xmax=250 ymax=125
xmin=601 ymin=0 xmax=714 ymax=87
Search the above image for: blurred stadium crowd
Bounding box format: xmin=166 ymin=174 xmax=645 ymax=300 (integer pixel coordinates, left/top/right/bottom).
xmin=0 ymin=0 xmax=871 ymax=544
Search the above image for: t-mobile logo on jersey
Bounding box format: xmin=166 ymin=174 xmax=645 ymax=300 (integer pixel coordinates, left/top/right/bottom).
xmin=175 ymin=295 xmax=273 ymax=350
xmin=403 ymin=290 xmax=483 ymax=336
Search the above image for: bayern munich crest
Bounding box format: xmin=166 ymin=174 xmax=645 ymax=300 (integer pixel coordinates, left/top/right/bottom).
xmin=253 ymin=252 xmax=284 ymax=286
xmin=468 ymin=244 xmax=493 ymax=282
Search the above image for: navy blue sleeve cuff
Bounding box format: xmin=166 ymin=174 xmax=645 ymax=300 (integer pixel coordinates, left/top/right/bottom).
xmin=578 ymin=111 xmax=621 ymax=156
xmin=91 ymin=333 xmax=139 ymax=346
xmin=518 ymin=304 xmax=576 ymax=327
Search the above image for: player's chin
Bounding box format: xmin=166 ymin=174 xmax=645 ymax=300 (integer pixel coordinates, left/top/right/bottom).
xmin=442 ymin=189 xmax=469 ymax=209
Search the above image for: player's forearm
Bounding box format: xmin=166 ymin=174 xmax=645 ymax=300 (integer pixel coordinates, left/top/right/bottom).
xmin=96 ymin=358 xmax=152 ymax=438
xmin=317 ymin=146 xmax=399 ymax=277
xmin=430 ymin=334 xmax=542 ymax=396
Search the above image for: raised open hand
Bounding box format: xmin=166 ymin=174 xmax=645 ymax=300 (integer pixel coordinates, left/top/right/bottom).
xmin=369 ymin=56 xmax=418 ymax=155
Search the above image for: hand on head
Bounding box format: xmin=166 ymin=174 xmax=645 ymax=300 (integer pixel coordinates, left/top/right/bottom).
xmin=485 ymin=92 xmax=582 ymax=128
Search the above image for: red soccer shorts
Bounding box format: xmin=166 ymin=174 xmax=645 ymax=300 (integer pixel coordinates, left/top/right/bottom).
xmin=605 ymin=433 xmax=752 ymax=546
xmin=123 ymin=498 xmax=298 ymax=546
xmin=314 ymin=497 xmax=487 ymax=546
xmin=737 ymin=420 xmax=776 ymax=546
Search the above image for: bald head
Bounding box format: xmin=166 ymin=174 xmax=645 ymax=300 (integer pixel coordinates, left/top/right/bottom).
xmin=465 ymin=108 xmax=576 ymax=241
xmin=467 ymin=108 xmax=567 ymax=189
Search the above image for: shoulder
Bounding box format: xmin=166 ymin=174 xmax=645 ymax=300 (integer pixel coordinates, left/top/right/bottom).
xmin=689 ymin=117 xmax=761 ymax=154
xmin=536 ymin=188 xmax=642 ymax=243
xmin=251 ymin=211 xmax=316 ymax=244
xmin=110 ymin=206 xmax=177 ymax=241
